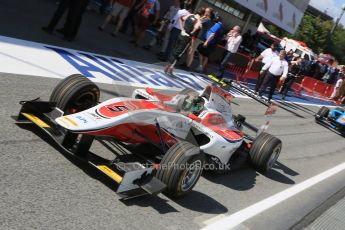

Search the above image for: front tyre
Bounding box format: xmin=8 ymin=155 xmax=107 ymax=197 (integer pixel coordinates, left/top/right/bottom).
xmin=50 ymin=74 xmax=100 ymax=114
xmin=250 ymin=133 xmax=282 ymax=174
xmin=156 ymin=141 xmax=204 ymax=198
xmin=315 ymin=106 xmax=329 ymax=121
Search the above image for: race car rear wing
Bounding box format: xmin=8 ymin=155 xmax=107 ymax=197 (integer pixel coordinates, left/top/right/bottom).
xmin=15 ymin=99 xmax=165 ymax=199
xmin=222 ymin=79 xmax=278 ymax=137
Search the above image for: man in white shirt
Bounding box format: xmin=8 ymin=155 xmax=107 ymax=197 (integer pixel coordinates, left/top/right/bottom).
xmin=254 ymin=42 xmax=279 ymax=92
xmin=215 ymin=25 xmax=242 ymax=79
xmin=157 ymin=6 xmax=191 ymax=61
xmin=258 ymin=50 xmax=288 ymax=102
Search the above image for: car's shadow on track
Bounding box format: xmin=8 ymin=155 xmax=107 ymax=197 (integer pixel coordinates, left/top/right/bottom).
xmin=122 ymin=195 xmax=179 ymax=214
xmin=203 ymin=167 xmax=258 ymax=191
xmin=277 ymin=100 xmax=317 ymax=116
xmin=203 ymin=161 xmax=297 ymax=191
xmin=315 ymin=120 xmax=345 ymax=137
xmin=123 ymin=190 xmax=228 ymax=215
xmin=16 ymin=123 xmax=122 ymax=189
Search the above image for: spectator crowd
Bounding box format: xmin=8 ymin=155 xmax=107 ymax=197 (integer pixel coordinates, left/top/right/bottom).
xmin=42 ymin=0 xmax=345 ymax=104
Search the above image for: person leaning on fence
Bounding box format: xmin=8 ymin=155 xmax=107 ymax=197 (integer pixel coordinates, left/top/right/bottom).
xmin=254 ymin=42 xmax=279 ymax=93
xmin=258 ymin=50 xmax=288 ymax=103
xmin=214 ymin=25 xmax=242 ymax=79
xmin=280 ymin=57 xmax=302 ymax=100
xmin=164 ymin=11 xmax=202 ymax=75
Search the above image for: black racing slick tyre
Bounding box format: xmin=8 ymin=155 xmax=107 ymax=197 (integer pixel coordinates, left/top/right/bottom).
xmin=50 ymin=74 xmax=100 ymax=114
xmin=315 ymin=106 xmax=329 ymax=121
xmin=250 ymin=132 xmax=282 ymax=174
xmin=156 ymin=141 xmax=204 ymax=198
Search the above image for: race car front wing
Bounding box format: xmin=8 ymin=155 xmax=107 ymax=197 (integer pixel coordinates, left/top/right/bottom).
xmin=14 ymin=99 xmax=166 ymax=199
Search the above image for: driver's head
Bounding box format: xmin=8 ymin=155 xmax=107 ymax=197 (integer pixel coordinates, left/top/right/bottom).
xmin=190 ymin=97 xmax=205 ymax=115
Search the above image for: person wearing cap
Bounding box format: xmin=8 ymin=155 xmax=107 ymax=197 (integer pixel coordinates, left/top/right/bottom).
xmin=254 ymin=42 xmax=279 ymax=92
xmin=258 ymin=50 xmax=289 ymax=102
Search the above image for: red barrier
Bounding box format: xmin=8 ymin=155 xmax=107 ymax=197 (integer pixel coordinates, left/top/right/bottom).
xmin=324 ymin=85 xmax=335 ymax=98
xmin=301 ymin=76 xmax=318 ymax=96
xmin=313 ymin=81 xmax=330 ymax=99
xmin=208 ymin=47 xmax=338 ymax=103
xmin=224 ymin=52 xmax=251 ymax=83
xmin=242 ymin=59 xmax=261 ymax=83
xmin=291 ymin=83 xmax=303 ymax=96
xmin=226 ymin=63 xmax=247 ymax=82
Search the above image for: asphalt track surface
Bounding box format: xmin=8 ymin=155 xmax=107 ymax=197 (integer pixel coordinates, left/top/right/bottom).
xmin=1 ymin=72 xmax=345 ymax=230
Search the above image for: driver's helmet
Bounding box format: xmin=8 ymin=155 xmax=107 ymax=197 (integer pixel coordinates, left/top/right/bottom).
xmin=182 ymin=96 xmax=205 ymax=115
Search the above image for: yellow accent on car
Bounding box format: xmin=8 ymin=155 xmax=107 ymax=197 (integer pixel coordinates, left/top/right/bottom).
xmin=96 ymin=165 xmax=123 ymax=183
xmin=22 ymin=113 xmax=50 ymax=128
xmin=63 ymin=116 xmax=78 ymax=127
xmin=57 ymin=118 xmax=70 ymax=127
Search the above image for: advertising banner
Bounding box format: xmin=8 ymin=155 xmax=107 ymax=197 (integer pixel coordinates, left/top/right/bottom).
xmin=233 ymin=0 xmax=306 ymax=34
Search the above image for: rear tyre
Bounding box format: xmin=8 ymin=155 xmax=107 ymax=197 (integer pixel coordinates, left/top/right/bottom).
xmin=156 ymin=141 xmax=204 ymax=197
xmin=50 ymin=74 xmax=100 ymax=114
xmin=315 ymin=106 xmax=329 ymax=121
xmin=250 ymin=132 xmax=282 ymax=174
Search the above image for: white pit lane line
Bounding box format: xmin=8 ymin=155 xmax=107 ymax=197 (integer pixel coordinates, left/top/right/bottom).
xmin=201 ymin=161 xmax=345 ymax=230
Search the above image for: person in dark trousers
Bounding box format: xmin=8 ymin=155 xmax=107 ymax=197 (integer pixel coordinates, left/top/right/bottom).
xmin=164 ymin=11 xmax=201 ymax=74
xmin=280 ymin=57 xmax=302 ymax=100
xmin=63 ymin=0 xmax=90 ymax=41
xmin=241 ymin=29 xmax=252 ymax=49
xmin=258 ymin=50 xmax=288 ymax=102
xmin=184 ymin=7 xmax=213 ymax=69
xmin=254 ymin=42 xmax=279 ymax=92
xmin=99 ymin=0 xmax=111 ymax=15
xmin=120 ymin=0 xmax=141 ymax=35
xmin=197 ymin=15 xmax=223 ymax=73
xmin=42 ymin=0 xmax=89 ymax=41
xmin=42 ymin=0 xmax=72 ymax=34
xmin=157 ymin=6 xmax=191 ymax=61
xmin=328 ymin=68 xmax=339 ymax=85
